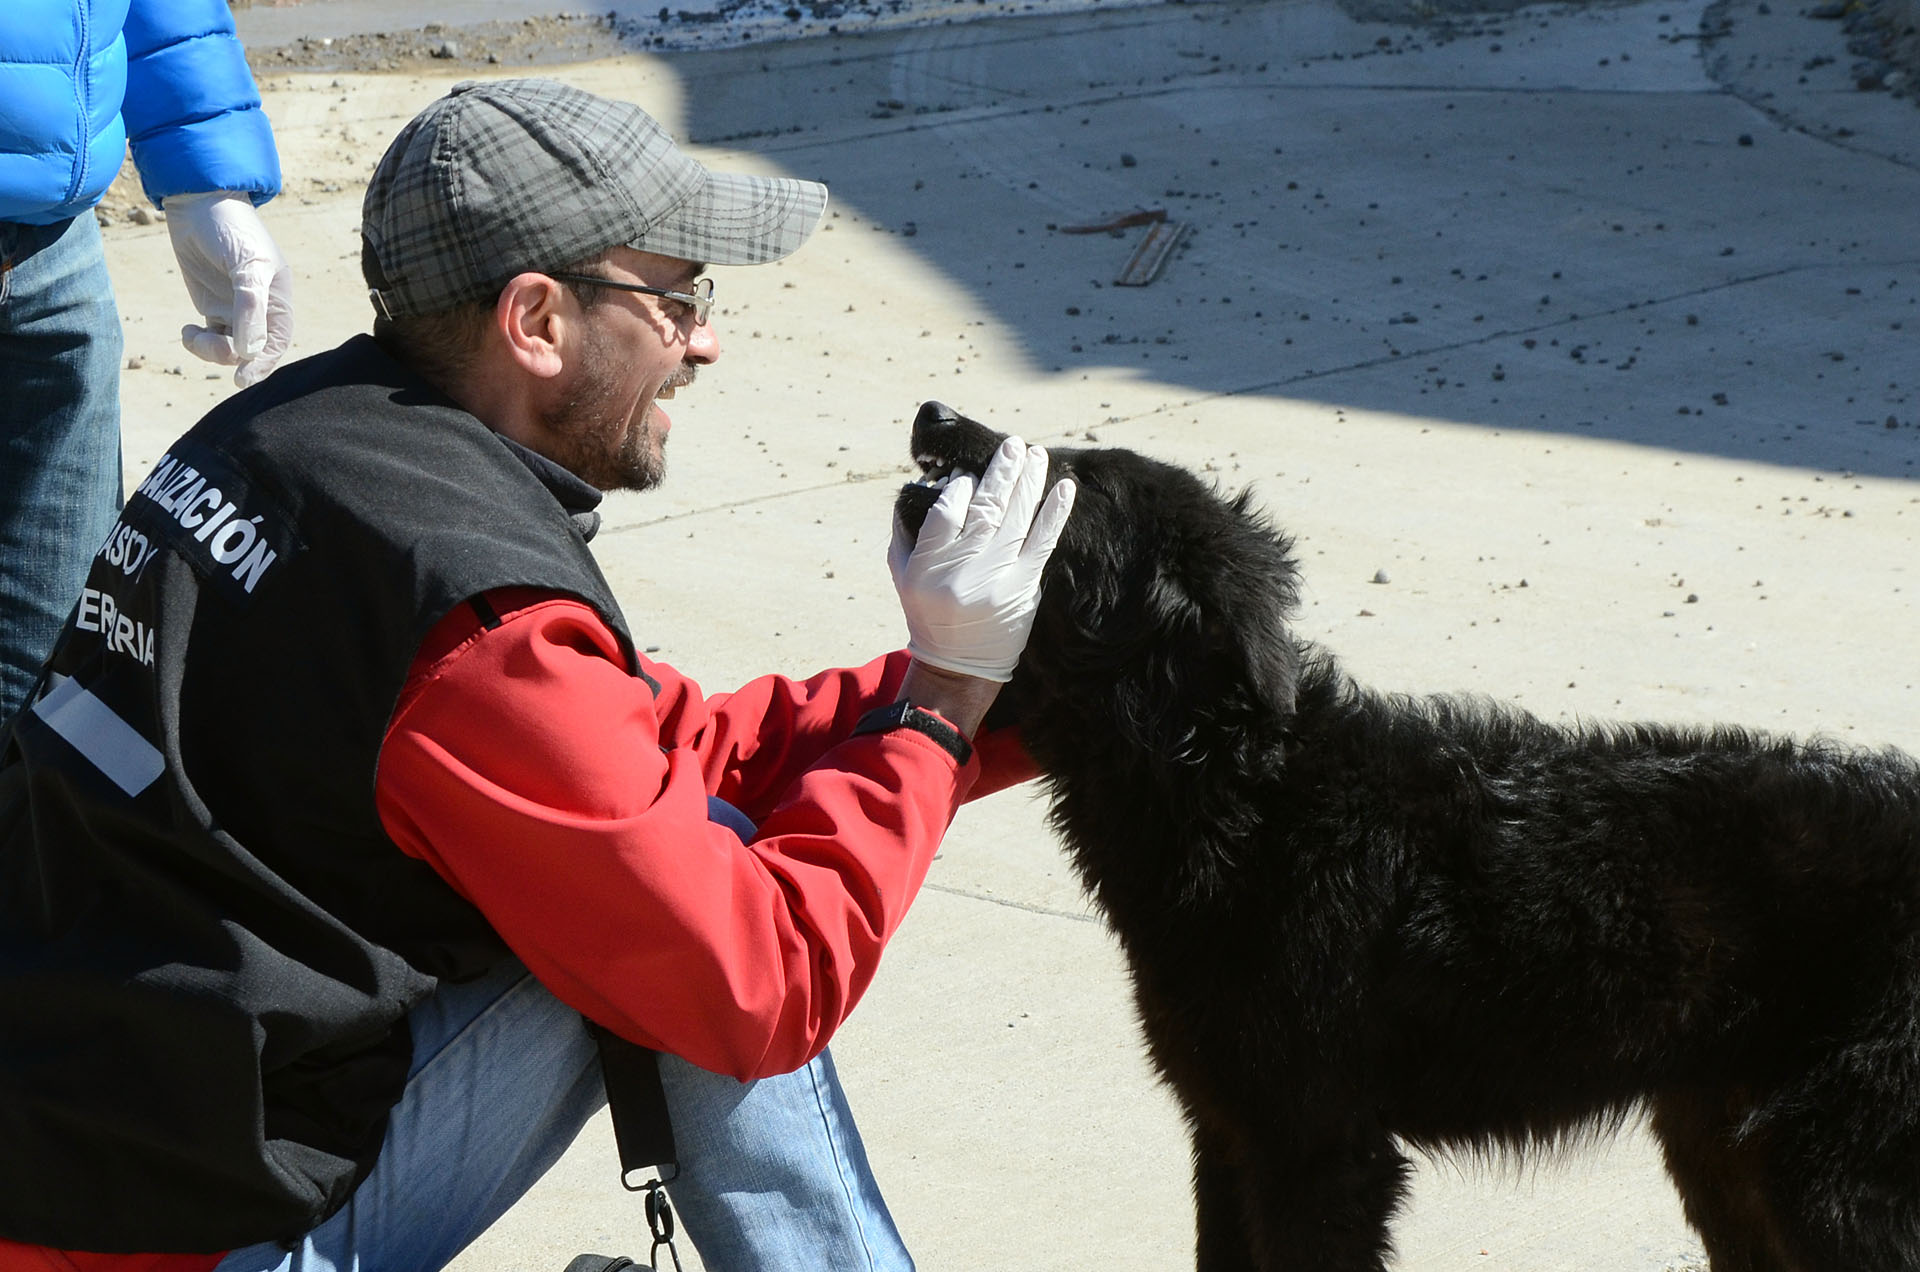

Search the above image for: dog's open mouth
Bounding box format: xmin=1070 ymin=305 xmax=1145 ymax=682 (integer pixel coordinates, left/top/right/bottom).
xmin=897 ymin=401 xmax=1010 ymax=536
xmin=907 ymin=459 xmax=960 ymax=492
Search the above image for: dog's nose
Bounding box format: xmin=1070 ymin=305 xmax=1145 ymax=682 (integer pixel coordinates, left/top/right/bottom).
xmin=915 ymin=401 xmax=959 ymax=428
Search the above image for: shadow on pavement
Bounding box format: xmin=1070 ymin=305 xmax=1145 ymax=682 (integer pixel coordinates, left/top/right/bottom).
xmin=668 ymin=0 xmax=1920 ymax=477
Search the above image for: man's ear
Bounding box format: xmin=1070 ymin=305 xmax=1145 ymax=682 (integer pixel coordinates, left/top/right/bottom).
xmin=494 ymin=272 xmax=571 ymax=380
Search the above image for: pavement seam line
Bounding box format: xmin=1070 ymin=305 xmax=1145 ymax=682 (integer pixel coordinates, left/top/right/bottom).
xmin=921 ymin=880 xmax=1101 ymax=922
xmin=1151 ymin=254 xmax=1920 ymax=408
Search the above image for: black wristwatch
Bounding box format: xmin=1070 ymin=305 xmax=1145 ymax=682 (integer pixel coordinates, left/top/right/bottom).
xmin=852 ymin=701 xmax=973 ymax=765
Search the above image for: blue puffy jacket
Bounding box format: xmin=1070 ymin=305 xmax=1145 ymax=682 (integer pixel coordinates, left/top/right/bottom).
xmin=0 ymin=0 xmax=280 ymax=226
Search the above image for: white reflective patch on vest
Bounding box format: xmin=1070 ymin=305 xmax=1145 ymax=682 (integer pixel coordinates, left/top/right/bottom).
xmin=30 ymin=674 xmax=166 ymax=798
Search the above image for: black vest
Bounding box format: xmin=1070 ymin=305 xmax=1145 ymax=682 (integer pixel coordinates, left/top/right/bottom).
xmin=0 ymin=336 xmax=639 ymax=1250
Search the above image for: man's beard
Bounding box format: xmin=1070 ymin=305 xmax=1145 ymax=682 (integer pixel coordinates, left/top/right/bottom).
xmin=541 ymin=331 xmax=685 ymax=492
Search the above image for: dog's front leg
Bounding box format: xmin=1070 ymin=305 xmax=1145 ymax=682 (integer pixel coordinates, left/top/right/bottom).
xmin=1187 ymin=1114 xmax=1404 ymax=1272
xmin=1191 ymin=1120 xmax=1260 ymax=1272
xmin=1236 ymin=1122 xmax=1408 ymax=1272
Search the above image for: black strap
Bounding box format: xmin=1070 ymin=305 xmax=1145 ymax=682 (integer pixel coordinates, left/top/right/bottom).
xmin=582 ymin=1024 xmax=684 ymax=1270
xmin=468 ymin=594 xmax=503 ymax=630
xmin=588 ymin=1021 xmax=678 ymax=1182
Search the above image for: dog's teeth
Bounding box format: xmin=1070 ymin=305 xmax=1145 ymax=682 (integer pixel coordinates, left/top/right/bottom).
xmin=909 ymin=452 xmax=961 ymax=488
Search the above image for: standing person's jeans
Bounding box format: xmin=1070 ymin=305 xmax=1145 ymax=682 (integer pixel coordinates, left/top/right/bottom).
xmin=0 ymin=213 xmax=124 ymax=723
xmin=211 ymin=960 xmax=915 ymax=1272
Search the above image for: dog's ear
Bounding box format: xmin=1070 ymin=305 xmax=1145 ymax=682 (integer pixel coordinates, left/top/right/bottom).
xmin=1190 ymin=490 xmax=1300 ymax=717
xmin=1112 ymin=489 xmax=1301 ymax=771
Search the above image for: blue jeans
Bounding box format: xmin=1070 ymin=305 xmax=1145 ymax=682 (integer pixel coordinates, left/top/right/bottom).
xmin=207 ymin=961 xmax=915 ymax=1272
xmin=0 ymin=214 xmax=123 ymax=724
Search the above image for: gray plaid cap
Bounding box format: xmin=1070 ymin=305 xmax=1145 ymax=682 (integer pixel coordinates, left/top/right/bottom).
xmin=362 ymin=78 xmax=828 ymax=320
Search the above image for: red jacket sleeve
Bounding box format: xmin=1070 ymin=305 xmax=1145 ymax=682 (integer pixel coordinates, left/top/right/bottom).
xmin=375 ymin=591 xmax=976 ymax=1080
xmin=659 ymin=645 xmax=1038 ymax=813
xmin=0 ymin=1245 xmax=216 ymax=1272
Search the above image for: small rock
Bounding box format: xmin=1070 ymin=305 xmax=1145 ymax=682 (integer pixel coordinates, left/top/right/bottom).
xmin=129 ymin=206 xmax=156 ymax=225
xmin=1854 ymin=60 xmax=1889 ymax=89
xmin=1120 ymin=153 xmax=1137 ymax=167
xmin=1371 ymin=569 xmax=1391 ymax=584
xmin=125 ymin=355 xmax=145 ymax=370
xmin=431 ymin=40 xmax=460 ymax=59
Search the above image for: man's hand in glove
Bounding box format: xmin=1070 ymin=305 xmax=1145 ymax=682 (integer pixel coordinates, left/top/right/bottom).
xmin=889 ymin=436 xmax=1075 ymax=736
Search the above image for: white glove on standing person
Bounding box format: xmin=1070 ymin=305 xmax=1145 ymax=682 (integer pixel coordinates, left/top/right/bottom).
xmin=890 ymin=437 xmax=1076 ymax=682
xmin=165 ymin=191 xmax=294 ymax=388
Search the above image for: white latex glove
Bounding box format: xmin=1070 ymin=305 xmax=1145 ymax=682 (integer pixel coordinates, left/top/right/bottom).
xmin=165 ymin=191 xmax=294 ymax=388
xmin=889 ymin=437 xmax=1076 ymax=682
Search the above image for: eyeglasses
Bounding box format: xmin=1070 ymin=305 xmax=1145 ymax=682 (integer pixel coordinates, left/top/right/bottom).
xmin=548 ymin=273 xmax=714 ymax=326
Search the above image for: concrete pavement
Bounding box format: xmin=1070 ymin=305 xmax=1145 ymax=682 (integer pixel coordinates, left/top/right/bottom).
xmin=102 ymin=0 xmax=1918 ymax=1263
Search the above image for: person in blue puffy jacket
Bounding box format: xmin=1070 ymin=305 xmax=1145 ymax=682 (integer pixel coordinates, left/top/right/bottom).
xmin=0 ymin=0 xmax=292 ymax=722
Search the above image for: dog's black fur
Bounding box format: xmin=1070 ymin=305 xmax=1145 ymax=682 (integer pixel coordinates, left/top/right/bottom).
xmin=898 ymin=401 xmax=1920 ymax=1271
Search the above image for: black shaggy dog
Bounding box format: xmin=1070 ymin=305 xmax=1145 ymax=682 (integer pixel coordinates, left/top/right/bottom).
xmin=896 ymin=401 xmax=1920 ymax=1272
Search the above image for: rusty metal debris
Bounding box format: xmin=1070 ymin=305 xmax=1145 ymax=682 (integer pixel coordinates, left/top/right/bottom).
xmin=1113 ymin=218 xmax=1187 ymax=287
xmin=1056 ymin=208 xmax=1168 ymax=235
